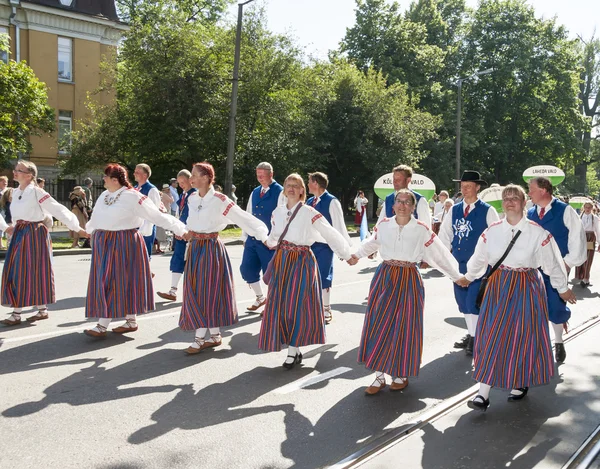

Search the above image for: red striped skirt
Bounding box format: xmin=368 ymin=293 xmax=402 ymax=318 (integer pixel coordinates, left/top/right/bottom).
xmin=86 ymin=229 xmax=154 ymax=319
xmin=474 ymin=268 xmax=554 ymax=389
xmin=179 ymin=234 xmax=237 ymax=330
xmin=358 ymin=262 xmax=424 ymax=377
xmin=1 ymin=221 xmax=55 ymax=308
xmin=575 ymin=232 xmax=596 ymax=280
xmin=258 ymin=242 xmax=324 ymax=351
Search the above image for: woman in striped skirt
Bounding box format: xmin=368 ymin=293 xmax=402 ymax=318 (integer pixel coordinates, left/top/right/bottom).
xmin=458 ymin=184 xmax=577 ymax=411
xmin=348 ymin=190 xmax=462 ymax=394
xmin=0 ymin=160 xmax=87 ymax=326
xmin=258 ymin=173 xmax=351 ymax=368
xmin=180 ymin=162 xmax=268 ymax=354
xmin=574 ymin=202 xmax=600 ymax=287
xmin=84 ymin=164 xmax=187 ymax=338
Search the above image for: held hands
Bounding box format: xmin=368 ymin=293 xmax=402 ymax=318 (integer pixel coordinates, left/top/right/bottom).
xmin=263 ymin=241 xmax=275 ymax=250
xmin=78 ymin=229 xmax=90 ymax=239
xmin=5 ymin=226 xmax=14 ymax=236
xmin=559 ymin=289 xmax=577 ymax=304
xmin=455 ymin=276 xmax=471 ymax=288
xmin=182 ymin=232 xmax=192 ymax=241
xmin=347 ymin=254 xmax=359 ymax=266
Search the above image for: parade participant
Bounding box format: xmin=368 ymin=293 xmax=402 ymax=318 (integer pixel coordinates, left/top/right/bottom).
xmin=354 ymin=191 xmax=368 ymax=226
xmin=83 ymin=164 xmax=187 ymax=338
xmin=458 ymin=184 xmax=576 ymax=411
xmin=527 ymin=177 xmax=586 ymax=362
xmin=307 ymin=172 xmax=352 ymax=324
xmin=240 ymin=162 xmax=284 ymax=313
xmin=439 ymin=170 xmax=499 ymax=355
xmin=575 ymin=202 xmax=600 ymax=287
xmin=433 ymin=195 xmax=453 ymax=235
xmin=0 ymin=175 xmax=7 ymax=250
xmin=258 ymin=173 xmax=351 ymax=368
xmin=157 ymin=170 xmax=197 ymax=301
xmin=180 ymin=162 xmax=268 ymax=354
xmin=348 ymin=190 xmax=461 ymax=394
xmin=133 ymin=164 xmax=162 ymax=257
xmin=377 ymin=165 xmax=431 ymax=227
xmin=433 ymin=191 xmax=449 ymax=217
xmin=0 ymin=160 xmax=86 ymax=326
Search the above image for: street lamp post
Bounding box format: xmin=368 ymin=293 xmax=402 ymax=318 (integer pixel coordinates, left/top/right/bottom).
xmin=225 ymin=0 xmax=256 ymax=198
xmin=455 ymin=68 xmax=494 ymax=192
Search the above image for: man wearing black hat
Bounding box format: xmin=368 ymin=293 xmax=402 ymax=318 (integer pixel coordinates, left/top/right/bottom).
xmin=439 ymin=170 xmax=499 ymax=355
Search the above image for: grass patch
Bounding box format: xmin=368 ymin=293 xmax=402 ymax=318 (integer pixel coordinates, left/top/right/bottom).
xmin=220 ymin=226 xmax=242 ymax=239
xmin=51 ymin=237 xmax=78 ymax=249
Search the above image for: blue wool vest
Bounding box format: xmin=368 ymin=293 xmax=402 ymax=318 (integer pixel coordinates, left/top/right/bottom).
xmin=251 ymin=181 xmax=283 ymax=233
xmin=136 ymin=181 xmax=157 ymax=197
xmin=385 ymin=190 xmax=423 ymax=218
xmin=178 ymin=188 xmax=197 ymax=224
xmin=451 ymin=199 xmax=491 ymax=272
xmin=527 ymin=199 xmax=569 ymax=257
xmin=307 ymin=191 xmax=335 ymax=224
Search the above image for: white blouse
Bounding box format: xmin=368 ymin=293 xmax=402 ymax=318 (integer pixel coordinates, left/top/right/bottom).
xmin=581 ymin=213 xmax=600 ymax=238
xmin=0 ymin=183 xmax=81 ymax=232
xmin=86 ymin=187 xmax=186 ymax=237
xmin=266 ymin=202 xmax=352 ymax=260
xmin=355 ymin=216 xmax=461 ymax=281
xmin=309 ymin=192 xmax=352 ymax=245
xmin=465 ymin=217 xmax=568 ymax=293
xmin=186 ymin=187 xmax=268 ymax=241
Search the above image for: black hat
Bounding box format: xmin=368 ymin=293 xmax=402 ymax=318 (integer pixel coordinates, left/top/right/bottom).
xmin=453 ymin=170 xmax=487 ymax=187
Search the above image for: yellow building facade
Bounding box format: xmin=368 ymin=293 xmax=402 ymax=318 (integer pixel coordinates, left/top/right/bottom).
xmin=0 ymin=0 xmax=127 ymax=180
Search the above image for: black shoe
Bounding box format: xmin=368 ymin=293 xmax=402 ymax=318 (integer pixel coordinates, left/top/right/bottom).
xmin=580 ymin=280 xmax=588 ymax=287
xmin=555 ymin=343 xmax=566 ymax=362
xmin=507 ymin=387 xmax=529 ymax=401
xmin=465 ymin=335 xmax=474 ymax=356
xmin=467 ymin=395 xmax=490 ymax=412
xmin=282 ymin=352 xmax=303 ymax=369
xmin=454 ymin=334 xmax=471 ymax=349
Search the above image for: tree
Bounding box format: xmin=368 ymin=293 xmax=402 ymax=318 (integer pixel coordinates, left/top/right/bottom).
xmin=0 ymin=36 xmax=55 ymax=166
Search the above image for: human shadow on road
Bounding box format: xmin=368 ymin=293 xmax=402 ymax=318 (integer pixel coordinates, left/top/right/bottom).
xmin=52 ymin=296 xmax=87 ymax=311
xmin=421 ymin=269 xmax=445 ymax=279
xmin=444 ymin=317 xmax=468 ymax=330
xmin=331 ymin=302 xmax=368 ymax=316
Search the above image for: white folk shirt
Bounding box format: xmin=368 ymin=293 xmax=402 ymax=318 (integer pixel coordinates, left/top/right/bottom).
xmin=465 ymin=217 xmax=568 ymax=293
xmin=438 ymin=200 xmax=499 ymax=250
xmin=86 ymin=188 xmax=187 ymax=237
xmin=186 ymin=187 xmax=268 ymax=241
xmin=137 ymin=184 xmax=162 ymax=236
xmin=0 ymin=183 xmax=81 ymax=232
xmin=376 ymin=192 xmax=432 ymax=228
xmin=266 ymin=202 xmax=352 ymax=260
xmin=242 ymin=185 xmax=286 ymax=241
xmin=355 ymin=216 xmax=461 ymax=281
xmin=534 ymin=198 xmax=587 ymax=268
xmin=310 ymin=192 xmax=352 ymax=245
xmin=581 ymin=213 xmax=600 ymax=238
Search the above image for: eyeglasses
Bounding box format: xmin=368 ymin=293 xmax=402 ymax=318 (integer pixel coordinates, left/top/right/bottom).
xmin=285 ymin=184 xmax=302 ymax=190
xmin=395 ymin=200 xmax=414 ymax=206
xmin=13 ymin=169 xmax=30 ymax=174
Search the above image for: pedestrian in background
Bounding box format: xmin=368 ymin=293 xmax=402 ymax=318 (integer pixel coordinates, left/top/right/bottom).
xmin=574 ymin=201 xmax=600 ymax=288
xmin=68 ymin=186 xmax=89 ymax=248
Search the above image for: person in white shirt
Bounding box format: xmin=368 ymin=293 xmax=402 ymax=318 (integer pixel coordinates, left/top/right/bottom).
xmin=433 ymin=190 xmax=449 ymax=218
xmin=0 ymin=160 xmax=87 ymax=326
xmin=574 ymin=201 xmax=600 ymax=287
xmin=433 ymin=195 xmax=452 ymax=234
xmin=133 ymin=164 xmax=162 ymax=257
xmin=457 ymin=184 xmax=576 ymax=412
xmin=258 ymin=173 xmax=351 ymax=369
xmin=0 ymin=175 xmax=7 ymax=249
xmin=83 ymin=164 xmax=187 ymax=338
xmin=307 ymin=172 xmax=352 ymax=324
xmin=354 ymin=191 xmax=368 ymax=226
xmin=527 ymin=176 xmax=587 ymax=363
xmin=181 ymin=162 xmax=269 ymax=354
xmin=348 ymin=189 xmax=461 ymax=395
xmin=169 ymin=178 xmax=180 ymax=216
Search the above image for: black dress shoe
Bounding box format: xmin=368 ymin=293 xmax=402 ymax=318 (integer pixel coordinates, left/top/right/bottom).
xmin=454 ymin=334 xmax=471 ymax=349
xmin=555 ymin=343 xmax=566 ymax=362
xmin=282 ymin=352 xmax=303 ymax=369
xmin=465 ymin=335 xmax=474 ymax=356
xmin=467 ymin=395 xmax=490 ymax=412
xmin=507 ymin=387 xmax=529 ymax=401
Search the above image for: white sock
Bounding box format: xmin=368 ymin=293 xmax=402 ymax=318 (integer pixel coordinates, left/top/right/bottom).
xmin=209 ymin=327 xmax=220 ymax=336
xmin=125 ymin=314 xmax=137 ymax=325
xmin=393 ymin=376 xmax=406 ymax=383
xmin=470 ymin=314 xmax=479 ymax=336
xmin=171 ymin=272 xmax=183 ymax=290
xmin=36 ymin=304 xmax=47 ymax=312
xmin=195 ymin=327 xmax=207 ymax=340
xmin=249 ymin=281 xmax=264 ymax=297
xmin=285 ymin=346 xmax=298 ymax=364
xmin=510 ymin=388 xmax=524 ymax=396
xmin=552 ymin=323 xmax=564 ymax=343
xmin=465 ymin=314 xmax=475 ymax=336
xmin=322 ymin=288 xmax=331 ymax=309
xmin=372 ymin=371 xmax=385 ymax=387
xmin=478 ymin=383 xmax=492 ymax=400
xmin=14 ymin=308 xmax=23 ymax=314
xmin=98 ymin=318 xmax=112 ymax=328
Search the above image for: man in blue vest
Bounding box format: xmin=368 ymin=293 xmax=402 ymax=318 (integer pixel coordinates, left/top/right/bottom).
xmin=134 ymin=163 xmax=162 ymax=257
xmin=527 ymin=176 xmax=586 ymax=363
xmin=307 ymin=172 xmax=352 ymax=324
xmin=377 ymin=164 xmax=432 ymax=227
xmin=439 ymin=170 xmax=499 ymax=355
xmin=157 ymin=169 xmax=197 ymax=301
xmin=241 ymin=162 xmax=285 ymax=312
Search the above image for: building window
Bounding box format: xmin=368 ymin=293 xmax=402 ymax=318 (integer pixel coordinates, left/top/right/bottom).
xmin=58 ymin=110 xmax=72 ymax=154
xmin=0 ymin=26 xmax=8 ymax=64
xmin=58 ymin=37 xmax=72 ymax=81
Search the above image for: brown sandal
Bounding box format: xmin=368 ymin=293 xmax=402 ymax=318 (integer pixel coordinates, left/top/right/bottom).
xmin=26 ymin=309 xmax=49 ymax=322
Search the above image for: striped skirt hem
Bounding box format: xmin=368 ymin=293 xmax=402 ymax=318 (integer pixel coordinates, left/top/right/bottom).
xmin=575 ymin=232 xmax=596 ymax=280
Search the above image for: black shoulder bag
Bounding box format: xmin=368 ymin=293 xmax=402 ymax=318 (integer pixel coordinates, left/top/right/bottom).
xmin=475 ymin=230 xmax=522 ymax=309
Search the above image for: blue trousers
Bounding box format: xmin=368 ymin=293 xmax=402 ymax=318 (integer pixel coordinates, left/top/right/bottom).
xmin=143 ymin=226 xmax=156 ymax=259
xmin=311 ymin=242 xmax=334 ymax=289
xmin=170 ymin=238 xmax=187 ymax=273
xmin=453 ymin=261 xmax=484 ymax=315
xmin=240 ymin=237 xmax=275 ymax=284
xmin=541 ymin=271 xmax=570 ymax=324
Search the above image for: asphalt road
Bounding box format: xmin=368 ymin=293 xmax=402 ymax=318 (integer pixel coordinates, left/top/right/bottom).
xmin=1 ymin=241 xmax=598 ymax=469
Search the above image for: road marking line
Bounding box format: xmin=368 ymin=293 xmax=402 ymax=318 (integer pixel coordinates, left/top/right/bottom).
xmin=271 ymin=367 xmax=352 ymax=394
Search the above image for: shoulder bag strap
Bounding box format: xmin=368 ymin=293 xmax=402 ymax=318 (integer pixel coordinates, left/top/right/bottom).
xmin=486 ymin=230 xmax=522 ymax=279
xmin=274 ymin=203 xmax=303 ymax=251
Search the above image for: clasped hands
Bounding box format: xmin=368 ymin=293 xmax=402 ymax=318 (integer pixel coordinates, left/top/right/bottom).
xmin=455 ymin=276 xmax=471 ymax=288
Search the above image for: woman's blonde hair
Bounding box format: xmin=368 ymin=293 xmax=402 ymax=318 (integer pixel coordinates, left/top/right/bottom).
xmin=16 ymin=160 xmax=38 ymax=180
xmin=502 ymin=184 xmax=526 ymax=202
xmin=283 ymin=173 xmax=306 ymax=202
